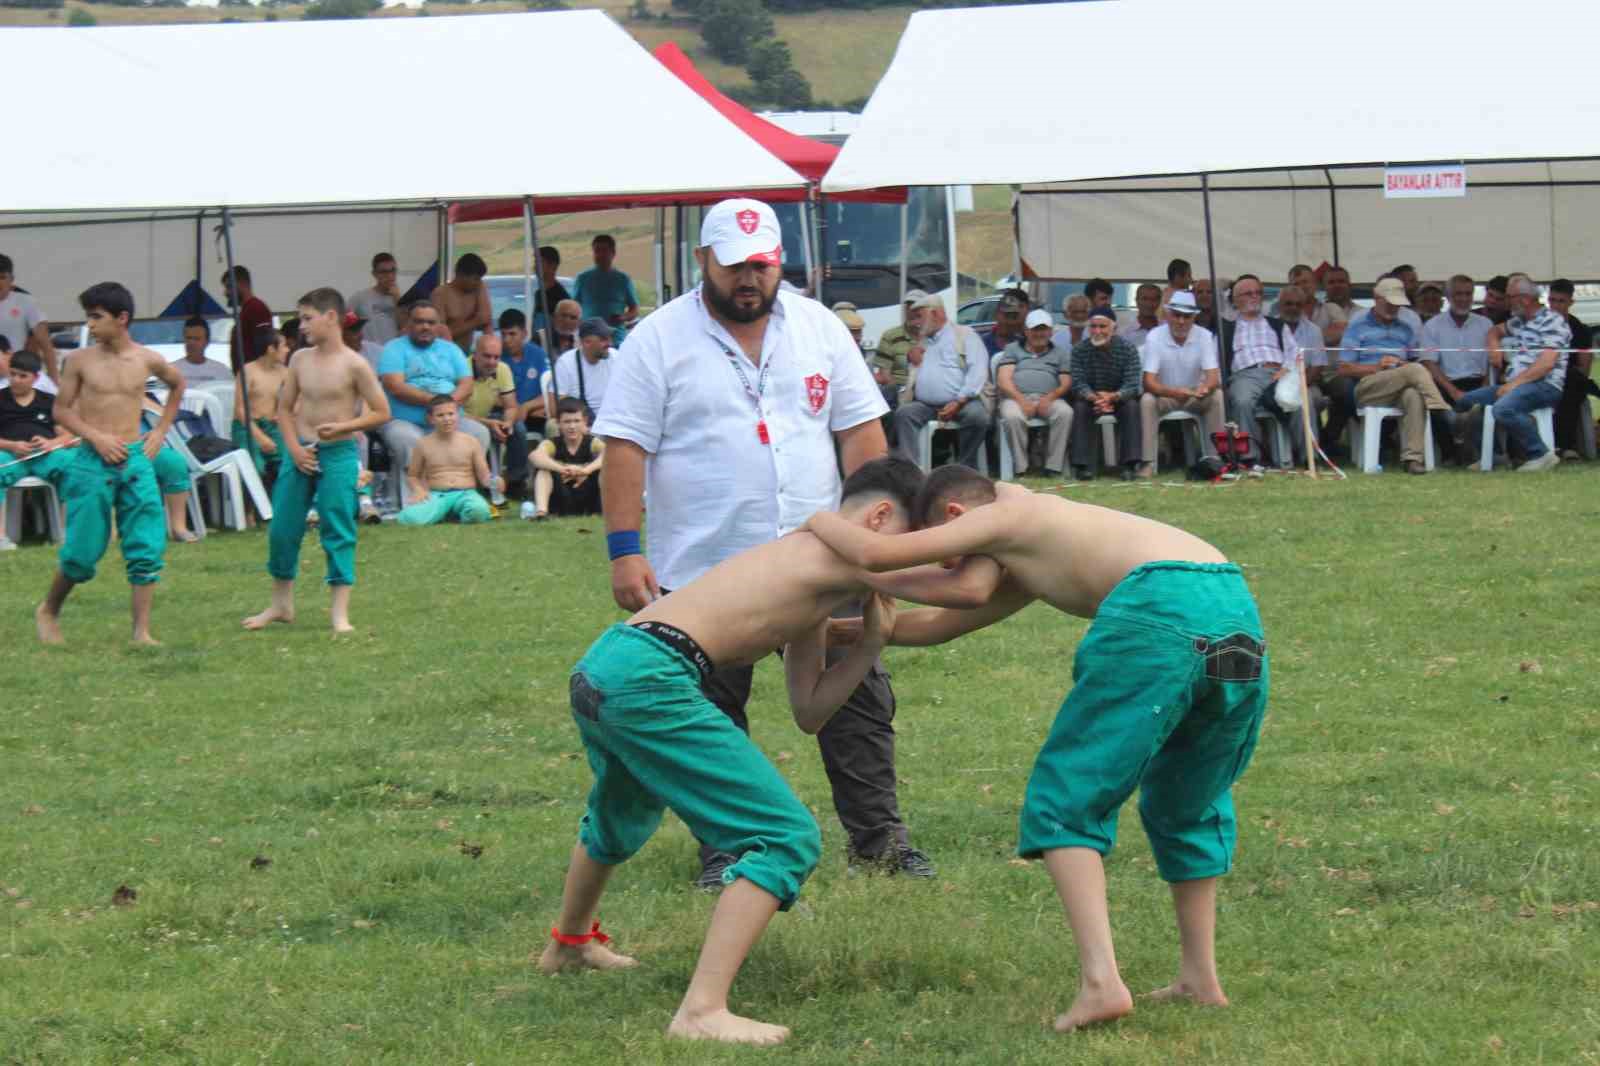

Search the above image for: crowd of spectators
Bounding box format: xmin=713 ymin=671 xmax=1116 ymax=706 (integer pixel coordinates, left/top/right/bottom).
xmin=850 ymin=261 xmax=1595 ymax=480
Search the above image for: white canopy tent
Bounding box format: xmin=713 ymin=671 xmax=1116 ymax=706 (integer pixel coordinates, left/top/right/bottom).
xmin=822 ymin=0 xmax=1600 ymax=280
xmin=0 ymin=10 xmax=806 ymax=316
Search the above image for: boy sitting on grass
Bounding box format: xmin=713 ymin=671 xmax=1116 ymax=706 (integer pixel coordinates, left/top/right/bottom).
xmin=529 ymin=396 xmax=603 ymax=519
xmin=806 ymin=465 xmax=1269 ymax=1034
xmin=394 ymin=395 xmax=499 ymax=527
xmin=539 ymin=457 xmax=923 ymax=1048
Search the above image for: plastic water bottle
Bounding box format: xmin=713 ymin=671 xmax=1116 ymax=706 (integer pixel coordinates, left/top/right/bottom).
xmin=519 ymin=501 xmax=536 ymax=521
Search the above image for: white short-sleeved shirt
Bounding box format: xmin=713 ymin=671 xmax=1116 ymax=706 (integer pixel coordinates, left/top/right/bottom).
xmin=0 ymin=290 xmax=46 ymax=353
xmin=1419 ymin=310 xmax=1493 ymax=381
xmin=594 ymin=286 xmax=888 ymax=590
xmin=1140 ymin=323 xmax=1217 ymax=389
xmin=554 ymin=348 xmax=614 ymax=417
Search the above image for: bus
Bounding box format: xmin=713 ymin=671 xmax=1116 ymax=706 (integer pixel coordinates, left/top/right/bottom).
xmin=760 ymin=111 xmax=961 ymax=349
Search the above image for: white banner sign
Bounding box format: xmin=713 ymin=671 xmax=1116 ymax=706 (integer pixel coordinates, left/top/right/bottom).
xmin=1384 ymin=165 xmax=1467 ymax=199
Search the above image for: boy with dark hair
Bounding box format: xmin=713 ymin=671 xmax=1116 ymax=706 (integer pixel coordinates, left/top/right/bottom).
xmin=0 ymin=350 xmax=74 ymax=488
xmin=529 ymin=396 xmax=602 ymax=519
xmin=36 ymin=282 xmax=185 ymax=645
xmin=541 ymin=457 xmax=924 ymax=1047
xmin=497 ymin=307 xmax=550 ymax=434
xmin=232 ymin=324 xmax=290 ymax=483
xmin=436 ymin=253 xmax=492 ymax=351
xmin=805 ymin=466 xmax=1268 ymax=1035
xmin=393 ymin=395 xmax=496 ymax=527
xmin=221 ymin=265 xmax=274 ymax=366
xmin=243 ymin=287 xmax=390 ymax=634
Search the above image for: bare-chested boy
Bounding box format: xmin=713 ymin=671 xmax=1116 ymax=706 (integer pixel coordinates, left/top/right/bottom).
xmin=232 ymin=322 xmax=291 ymax=482
xmin=540 ymin=457 xmax=923 ymax=1048
xmin=243 ymin=288 xmax=390 ymax=634
xmin=394 ymin=395 xmax=496 ymax=526
xmin=806 ymin=465 xmax=1268 ymax=1035
xmin=37 ymin=282 xmax=186 ymax=645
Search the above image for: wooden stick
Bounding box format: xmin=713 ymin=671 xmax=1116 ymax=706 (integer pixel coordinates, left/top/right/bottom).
xmin=1297 ymin=351 xmax=1317 ymax=479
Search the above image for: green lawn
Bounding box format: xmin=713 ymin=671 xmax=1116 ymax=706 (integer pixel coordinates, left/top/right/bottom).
xmin=2 ymin=467 xmax=1598 ymax=1064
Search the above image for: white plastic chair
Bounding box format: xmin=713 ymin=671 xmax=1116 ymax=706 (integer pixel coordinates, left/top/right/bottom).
xmin=916 ymin=420 xmax=989 ymax=475
xmin=179 ymin=389 xmax=230 ymax=439
xmin=996 ymin=417 xmax=1047 ymax=480
xmin=1154 ymin=410 xmax=1203 ymax=475
xmin=3 ymin=475 xmax=63 ymax=544
xmin=194 ymin=381 xmax=236 ymax=429
xmin=1478 ymin=405 xmax=1555 ymax=471
xmin=1353 ymin=406 xmax=1435 ymax=474
xmin=165 ymin=427 xmax=272 ymax=531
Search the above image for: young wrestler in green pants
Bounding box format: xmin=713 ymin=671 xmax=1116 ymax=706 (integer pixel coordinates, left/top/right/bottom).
xmin=807 ymin=466 xmax=1269 ymax=1035
xmin=242 ymin=288 xmax=389 ymax=635
xmin=37 ymin=282 xmax=185 ymax=645
xmin=231 ymin=324 xmax=290 ymax=481
xmin=540 ymin=458 xmax=923 ymax=1048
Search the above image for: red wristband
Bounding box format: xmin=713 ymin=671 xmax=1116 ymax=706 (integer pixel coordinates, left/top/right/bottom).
xmin=550 ymin=920 xmax=610 ymax=947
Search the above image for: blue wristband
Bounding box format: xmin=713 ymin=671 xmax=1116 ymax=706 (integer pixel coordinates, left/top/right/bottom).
xmin=607 ymin=530 xmax=642 ymax=561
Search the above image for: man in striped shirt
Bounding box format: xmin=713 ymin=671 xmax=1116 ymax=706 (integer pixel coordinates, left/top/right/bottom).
xmin=1453 ymin=276 xmax=1569 ymax=472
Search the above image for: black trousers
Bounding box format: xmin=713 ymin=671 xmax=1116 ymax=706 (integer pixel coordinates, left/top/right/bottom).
xmin=677 ymin=596 xmax=911 ymax=863
xmin=1555 ymin=363 xmax=1594 ymax=452
xmin=1070 ymin=395 xmax=1142 ymax=468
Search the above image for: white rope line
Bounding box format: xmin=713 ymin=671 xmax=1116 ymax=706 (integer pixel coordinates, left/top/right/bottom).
xmin=1326 ymin=346 xmax=1589 ymax=354
xmin=0 ymin=437 xmax=80 ymax=472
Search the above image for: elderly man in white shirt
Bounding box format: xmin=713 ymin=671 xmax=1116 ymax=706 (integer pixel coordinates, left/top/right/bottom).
xmin=596 ymin=198 xmax=934 ymax=886
xmin=1419 ymin=273 xmax=1494 ymax=461
xmin=1136 ymin=291 xmax=1224 ymax=475
xmin=1220 ymin=274 xmax=1305 ymax=471
xmin=890 ymin=292 xmax=990 ymax=469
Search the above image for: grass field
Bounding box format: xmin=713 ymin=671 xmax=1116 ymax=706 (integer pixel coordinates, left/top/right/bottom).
xmin=3 ymin=465 xmax=1598 ymax=1063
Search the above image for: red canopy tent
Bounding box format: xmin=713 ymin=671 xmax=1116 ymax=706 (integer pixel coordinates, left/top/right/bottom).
xmin=450 ymin=42 xmax=901 ymax=222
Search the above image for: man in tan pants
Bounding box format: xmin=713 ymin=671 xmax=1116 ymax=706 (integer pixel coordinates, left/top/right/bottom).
xmin=1332 ymin=278 xmax=1451 ymax=474
xmin=994 ymin=309 xmax=1072 ymax=477
xmin=1137 ymin=291 xmax=1225 ymax=476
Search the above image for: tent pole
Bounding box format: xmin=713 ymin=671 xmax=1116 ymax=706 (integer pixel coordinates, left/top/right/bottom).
xmin=525 ymin=196 xmax=551 ymax=356
xmin=221 ymin=206 xmax=253 ymax=434
xmin=674 ymin=205 xmax=686 ymax=298
xmin=194 ymin=212 xmax=205 ymax=316
xmin=898 ymin=200 xmax=909 ymax=306
xmin=653 ymin=207 xmax=666 ymax=304
xmin=521 ymin=197 xmax=534 ymax=344
xmin=1324 ymin=167 xmax=1340 ymax=265
xmin=813 ymin=191 xmax=827 ymax=305
xmin=1201 ymin=172 xmax=1223 ymax=385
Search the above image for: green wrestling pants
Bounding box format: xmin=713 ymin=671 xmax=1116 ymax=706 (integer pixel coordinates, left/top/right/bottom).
xmin=150 ymin=446 xmax=189 ymax=496
xmin=395 ymin=488 xmax=490 ymax=526
xmin=267 ymin=438 xmax=359 ymax=587
xmin=58 ymin=446 xmax=166 ymax=586
xmin=231 ymin=418 xmax=284 ymax=479
xmin=1017 ymin=562 xmax=1268 ymax=883
xmin=0 ymin=446 xmax=74 ymax=492
xmin=569 ymin=623 xmax=822 ymax=910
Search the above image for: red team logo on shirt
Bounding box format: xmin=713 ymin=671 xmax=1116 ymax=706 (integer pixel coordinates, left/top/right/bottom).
xmin=736 ymin=209 xmax=760 ymax=235
xmin=804 ymin=373 xmax=829 ymax=415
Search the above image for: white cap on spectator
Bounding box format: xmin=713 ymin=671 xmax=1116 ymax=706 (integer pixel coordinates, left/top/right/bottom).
xmin=700 ymin=198 xmax=782 ymax=267
xmin=911 ymin=291 xmax=944 ymax=310
xmin=1165 ymin=291 xmax=1200 ymax=316
xmin=1374 ymin=277 xmax=1410 ymax=306
xmin=903 ymin=288 xmax=930 ymax=306
xmin=1025 ymin=309 xmax=1053 ymax=329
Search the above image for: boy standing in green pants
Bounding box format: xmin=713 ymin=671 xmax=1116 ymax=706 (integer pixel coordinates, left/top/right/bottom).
xmin=539 ymin=458 xmax=923 ymax=1048
xmin=37 ymin=282 xmax=186 ymax=645
xmin=394 ymin=395 xmax=497 ymax=526
xmin=806 ymin=466 xmax=1268 ymax=1034
xmin=242 ymin=288 xmax=389 ymax=634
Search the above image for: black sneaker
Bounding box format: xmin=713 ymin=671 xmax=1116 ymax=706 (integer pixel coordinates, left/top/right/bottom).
xmin=1074 ymin=466 xmax=1094 ymax=482
xmin=894 ymin=846 xmax=936 ymax=879
xmin=694 ymin=851 xmax=737 ymax=892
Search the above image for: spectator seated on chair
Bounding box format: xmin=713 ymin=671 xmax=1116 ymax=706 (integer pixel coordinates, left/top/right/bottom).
xmin=1137 ymin=291 xmax=1224 ymax=478
xmin=496 ymin=308 xmax=550 ymax=437
xmin=1068 ymin=306 xmax=1143 ymax=481
xmin=1219 ymin=274 xmax=1305 ymax=472
xmin=394 ymin=396 xmax=498 ymax=527
xmin=530 ymin=397 xmax=604 ymax=519
xmin=1331 ymin=278 xmax=1451 ymax=475
xmin=994 ymin=309 xmax=1072 ymax=478
xmin=376 ymin=300 xmax=491 ymax=508
xmin=0 ymin=352 xmax=76 ymax=524
xmin=1453 ymin=275 xmax=1569 ymax=473
xmin=139 ymin=394 xmax=204 ymax=542
xmin=464 ymin=331 xmax=529 ymax=500
xmin=232 ymin=323 xmax=290 ymax=485
xmin=1273 ymin=283 xmax=1328 ymax=465
xmin=1419 ymin=274 xmax=1494 ymax=464
xmin=890 ymin=292 xmax=990 ymax=469
xmin=873 ymin=289 xmax=927 ymax=424
xmin=1546 ymin=278 xmax=1594 ymax=459
xmin=175 ymin=318 xmax=232 ymax=385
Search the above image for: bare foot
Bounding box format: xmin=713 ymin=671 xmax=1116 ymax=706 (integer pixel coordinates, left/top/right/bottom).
xmin=130 ymin=633 xmax=162 ymax=647
xmin=242 ymin=606 xmax=294 ymax=631
xmin=1145 ymin=978 xmax=1228 ymax=1007
xmin=331 ymin=619 xmax=356 ymax=635
xmin=1054 ymin=979 xmax=1134 ymax=1033
xmin=35 ymin=603 xmax=64 ymax=645
xmin=171 ymin=530 xmax=198 ymax=544
xmin=667 ymin=1007 xmax=790 ymax=1047
xmin=536 ymin=939 xmax=638 ymax=975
